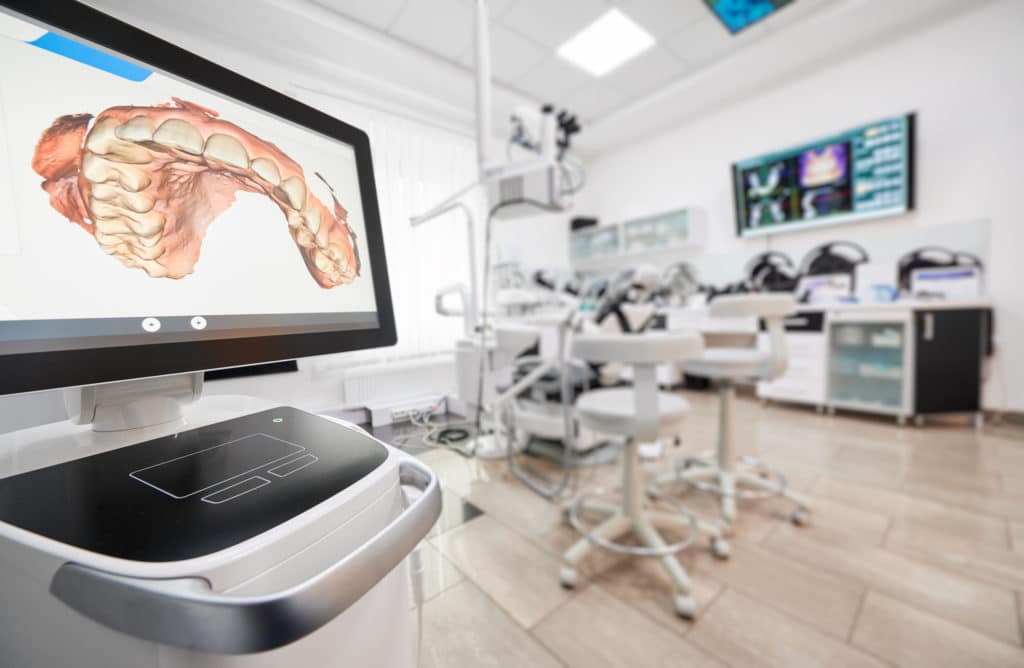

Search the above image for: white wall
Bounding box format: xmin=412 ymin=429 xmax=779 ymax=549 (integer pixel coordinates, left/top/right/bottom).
xmin=577 ymin=0 xmax=1024 ymax=412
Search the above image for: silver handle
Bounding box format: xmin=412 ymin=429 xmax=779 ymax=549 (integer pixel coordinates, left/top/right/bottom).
xmin=923 ymin=313 xmax=935 ymax=341
xmin=50 ymin=458 xmax=441 ymax=654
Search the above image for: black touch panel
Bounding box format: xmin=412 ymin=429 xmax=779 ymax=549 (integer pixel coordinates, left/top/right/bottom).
xmin=0 ymin=408 xmax=388 ymax=562
xmin=131 ymin=434 xmax=304 ymax=499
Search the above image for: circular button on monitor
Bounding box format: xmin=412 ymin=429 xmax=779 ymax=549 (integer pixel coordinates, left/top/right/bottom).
xmin=190 ymin=316 xmax=208 ymax=330
xmin=141 ymin=317 xmax=161 ymax=333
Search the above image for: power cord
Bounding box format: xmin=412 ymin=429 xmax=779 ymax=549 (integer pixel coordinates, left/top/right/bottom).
xmin=409 ymin=405 xmax=475 ymax=456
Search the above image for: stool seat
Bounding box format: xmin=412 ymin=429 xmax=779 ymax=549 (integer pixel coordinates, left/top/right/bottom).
xmin=683 ymin=348 xmax=773 ymax=380
xmin=576 ymin=388 xmax=689 ymax=439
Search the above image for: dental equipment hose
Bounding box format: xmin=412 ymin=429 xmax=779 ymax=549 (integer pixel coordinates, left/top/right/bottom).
xmin=474 ymin=198 xmax=565 ymax=443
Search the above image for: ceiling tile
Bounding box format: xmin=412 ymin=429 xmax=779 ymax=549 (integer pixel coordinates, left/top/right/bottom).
xmin=499 ymin=0 xmax=611 ymax=49
xmin=457 ymin=23 xmax=550 ymax=84
xmin=454 ymin=0 xmax=518 ymax=20
xmin=565 ymin=82 xmax=632 ymax=123
xmin=311 ymin=0 xmax=408 ymax=30
xmin=513 ymin=56 xmax=593 ymax=106
xmin=601 ymin=46 xmax=690 ymax=98
xmin=759 ymin=0 xmax=833 ymax=32
xmin=665 ymin=15 xmax=765 ymax=68
xmin=615 ymin=0 xmax=707 ymax=39
xmin=389 ymin=0 xmax=474 ymax=60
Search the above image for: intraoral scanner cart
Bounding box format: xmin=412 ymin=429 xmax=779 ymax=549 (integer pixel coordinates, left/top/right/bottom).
xmin=0 ymin=398 xmax=440 ymax=667
xmin=0 ymin=2 xmax=439 ymax=665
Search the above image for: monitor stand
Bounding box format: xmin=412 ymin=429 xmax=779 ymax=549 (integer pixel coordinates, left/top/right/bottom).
xmin=65 ymin=373 xmax=205 ymax=433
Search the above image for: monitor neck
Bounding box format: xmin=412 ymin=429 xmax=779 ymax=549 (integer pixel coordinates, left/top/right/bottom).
xmin=64 ymin=373 xmax=204 ymax=433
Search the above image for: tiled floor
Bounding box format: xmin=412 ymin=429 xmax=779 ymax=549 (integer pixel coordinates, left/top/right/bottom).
xmin=381 ymin=392 xmax=1024 ymax=667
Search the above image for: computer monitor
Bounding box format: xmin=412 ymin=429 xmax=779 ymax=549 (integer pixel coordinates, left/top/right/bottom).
xmin=0 ymin=1 xmax=396 ymax=396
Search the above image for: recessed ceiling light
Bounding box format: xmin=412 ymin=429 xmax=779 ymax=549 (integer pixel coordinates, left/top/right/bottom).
xmin=557 ymin=8 xmax=655 ymax=78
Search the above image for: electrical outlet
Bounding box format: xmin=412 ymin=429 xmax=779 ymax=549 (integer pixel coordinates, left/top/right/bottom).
xmin=368 ymin=396 xmax=446 ymax=427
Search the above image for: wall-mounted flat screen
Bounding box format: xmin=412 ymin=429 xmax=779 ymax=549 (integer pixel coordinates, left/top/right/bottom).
xmin=704 ymin=0 xmax=795 ymax=34
xmin=732 ymin=114 xmax=914 ymax=238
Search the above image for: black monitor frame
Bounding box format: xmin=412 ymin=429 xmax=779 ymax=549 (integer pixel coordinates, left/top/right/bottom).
xmin=0 ymin=0 xmax=396 ymax=395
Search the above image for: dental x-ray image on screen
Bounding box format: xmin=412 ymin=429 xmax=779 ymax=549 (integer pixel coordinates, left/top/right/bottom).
xmin=732 ymin=114 xmax=913 ymax=238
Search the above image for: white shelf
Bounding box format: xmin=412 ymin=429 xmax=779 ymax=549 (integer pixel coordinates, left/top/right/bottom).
xmin=828 ymin=398 xmax=904 ymax=416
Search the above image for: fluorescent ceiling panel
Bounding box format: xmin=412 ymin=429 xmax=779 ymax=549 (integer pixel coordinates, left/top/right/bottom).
xmin=557 ymin=8 xmax=655 ymax=77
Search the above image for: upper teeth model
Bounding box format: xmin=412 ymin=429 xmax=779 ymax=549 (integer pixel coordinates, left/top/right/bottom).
xmin=31 ymin=98 xmax=361 ymax=288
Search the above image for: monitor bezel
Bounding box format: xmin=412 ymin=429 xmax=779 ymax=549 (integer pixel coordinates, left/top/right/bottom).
xmin=0 ymin=0 xmax=397 ymax=395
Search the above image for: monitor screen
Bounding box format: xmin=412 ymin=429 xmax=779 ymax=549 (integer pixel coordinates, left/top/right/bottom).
xmin=732 ymin=114 xmax=914 ymax=238
xmin=0 ymin=2 xmax=395 ymax=395
xmin=704 ymin=0 xmax=795 ymax=34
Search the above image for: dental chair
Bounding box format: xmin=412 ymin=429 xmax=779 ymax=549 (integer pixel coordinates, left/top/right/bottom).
xmin=560 ymin=331 xmax=728 ymax=619
xmin=655 ymin=294 xmax=812 ymax=527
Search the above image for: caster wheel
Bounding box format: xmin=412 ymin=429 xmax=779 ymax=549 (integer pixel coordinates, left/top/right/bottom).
xmin=790 ymin=507 xmax=810 ymax=527
xmin=560 ymin=565 xmax=578 ymax=590
xmin=674 ymin=593 xmax=697 ymax=619
xmin=711 ymin=537 xmax=731 ymax=560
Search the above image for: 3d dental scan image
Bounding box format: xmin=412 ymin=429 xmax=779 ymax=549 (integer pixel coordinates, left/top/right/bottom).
xmin=33 ymin=98 xmax=360 ymax=287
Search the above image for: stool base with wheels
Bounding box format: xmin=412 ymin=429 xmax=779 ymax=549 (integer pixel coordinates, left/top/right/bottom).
xmin=560 ymin=332 xmax=728 ymax=620
xmin=653 ymin=294 xmax=812 ymax=530
xmin=658 ymin=381 xmax=812 ymax=528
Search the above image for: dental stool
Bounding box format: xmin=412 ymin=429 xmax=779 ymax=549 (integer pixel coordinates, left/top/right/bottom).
xmin=560 ymin=331 xmax=728 ymax=619
xmin=656 ymin=294 xmax=812 ymax=528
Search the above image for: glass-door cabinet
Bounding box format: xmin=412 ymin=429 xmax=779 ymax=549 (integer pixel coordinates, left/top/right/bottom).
xmin=826 ymin=311 xmax=914 ymax=424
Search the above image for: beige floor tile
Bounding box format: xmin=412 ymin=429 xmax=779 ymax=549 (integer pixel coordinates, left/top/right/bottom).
xmin=805 ymin=496 xmax=891 ymax=546
xmin=814 ymin=477 xmax=1010 ymax=546
xmin=1003 ymin=474 xmax=1024 ymax=495
xmin=1012 ymin=522 xmax=1024 ymax=555
xmin=884 ymin=523 xmax=1024 ymax=591
xmin=1019 ymin=592 xmax=1024 ymax=644
xmin=904 ymin=478 xmax=1024 ymax=522
xmin=426 ymin=487 xmax=483 ymax=538
xmin=533 ymin=585 xmax=725 ymax=668
xmin=904 ymin=462 xmax=1004 ymax=496
xmin=687 ymin=588 xmax=886 ymax=668
xmin=417 ymin=447 xmax=503 ymax=497
xmin=764 ymin=522 xmax=1021 ymax=645
xmin=463 ymin=475 xmax=563 ymax=539
xmin=594 ymin=550 xmax=724 ymax=635
xmin=431 ymin=514 xmax=572 ymax=628
xmin=420 ymin=581 xmax=562 ymax=668
xmin=851 ymin=592 xmax=1024 ymax=668
xmin=414 ymin=541 xmax=465 ymax=603
xmin=814 ymin=438 xmax=909 ymax=489
xmin=692 ymin=542 xmax=865 ymax=639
